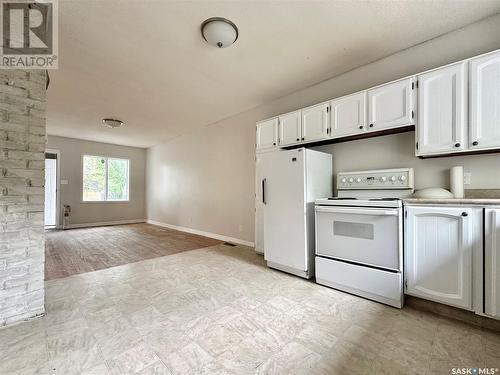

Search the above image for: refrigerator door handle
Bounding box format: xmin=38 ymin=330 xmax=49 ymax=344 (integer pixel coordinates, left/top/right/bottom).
xmin=262 ymin=178 xmax=267 ymax=205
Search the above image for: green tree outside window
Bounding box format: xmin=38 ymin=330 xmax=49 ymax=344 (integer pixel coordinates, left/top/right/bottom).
xmin=83 ymin=155 xmax=129 ymax=201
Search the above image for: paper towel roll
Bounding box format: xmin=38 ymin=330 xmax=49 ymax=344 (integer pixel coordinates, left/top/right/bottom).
xmin=450 ymin=166 xmax=464 ymax=198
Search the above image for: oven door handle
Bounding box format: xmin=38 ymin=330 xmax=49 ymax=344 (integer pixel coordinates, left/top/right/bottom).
xmin=315 ymin=206 xmax=399 ymax=216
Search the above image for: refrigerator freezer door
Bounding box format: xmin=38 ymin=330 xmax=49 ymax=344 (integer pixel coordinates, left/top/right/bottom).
xmin=263 ymin=149 xmax=308 ymax=275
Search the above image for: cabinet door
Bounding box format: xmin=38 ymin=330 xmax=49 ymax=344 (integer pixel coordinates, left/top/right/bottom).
xmin=256 ymin=118 xmax=278 ymax=151
xmin=367 ymin=78 xmax=414 ymax=131
xmin=405 ymin=206 xmax=473 ymax=310
xmin=485 ymin=208 xmax=500 ymax=318
xmin=301 ymin=103 xmax=329 ymax=142
xmin=470 ymin=51 xmax=500 ymax=150
xmin=330 ymin=92 xmax=367 ymax=138
xmin=417 ymin=63 xmax=468 ymax=156
xmin=279 ymin=110 xmax=302 ymax=146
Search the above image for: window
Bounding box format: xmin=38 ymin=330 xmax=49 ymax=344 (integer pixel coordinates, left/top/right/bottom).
xmin=82 ymin=155 xmax=129 ymax=201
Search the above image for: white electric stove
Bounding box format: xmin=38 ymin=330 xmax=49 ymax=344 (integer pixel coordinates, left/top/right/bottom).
xmin=314 ymin=168 xmax=414 ymax=308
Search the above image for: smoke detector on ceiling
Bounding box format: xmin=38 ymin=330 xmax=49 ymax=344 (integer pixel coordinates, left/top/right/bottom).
xmin=102 ymin=118 xmax=124 ymax=128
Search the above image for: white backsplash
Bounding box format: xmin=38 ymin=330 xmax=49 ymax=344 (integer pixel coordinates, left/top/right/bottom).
xmin=313 ymin=131 xmax=500 ymax=191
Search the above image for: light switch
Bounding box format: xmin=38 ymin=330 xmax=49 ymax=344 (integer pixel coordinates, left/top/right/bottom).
xmin=60 ymin=179 xmax=68 ymax=185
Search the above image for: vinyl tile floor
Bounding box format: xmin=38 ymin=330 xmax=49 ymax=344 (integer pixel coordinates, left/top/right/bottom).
xmin=1 ymin=243 xmax=499 ymax=375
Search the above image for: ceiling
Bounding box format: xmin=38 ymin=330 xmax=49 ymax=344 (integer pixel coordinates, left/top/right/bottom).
xmin=47 ymin=0 xmax=500 ymax=148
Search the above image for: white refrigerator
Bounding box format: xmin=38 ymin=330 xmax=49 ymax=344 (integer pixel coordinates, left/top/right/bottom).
xmin=255 ymin=148 xmax=332 ymax=279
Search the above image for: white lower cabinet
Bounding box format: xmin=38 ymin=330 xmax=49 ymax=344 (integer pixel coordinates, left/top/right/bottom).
xmin=485 ymin=208 xmax=500 ymax=319
xmin=405 ymin=206 xmax=481 ymax=310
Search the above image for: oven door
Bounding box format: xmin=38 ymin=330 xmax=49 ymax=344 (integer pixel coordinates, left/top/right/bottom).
xmin=315 ymin=205 xmax=401 ymax=271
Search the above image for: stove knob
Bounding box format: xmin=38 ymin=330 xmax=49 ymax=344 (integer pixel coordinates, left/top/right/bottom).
xmin=380 ymin=176 xmax=387 ymax=182
xmin=356 ymin=178 xmax=362 ymax=183
xmin=341 ymin=177 xmax=347 ymax=183
xmin=390 ymin=176 xmax=396 ymax=182
xmin=348 ymin=178 xmax=354 ymax=183
xmin=399 ymin=175 xmax=406 ymax=181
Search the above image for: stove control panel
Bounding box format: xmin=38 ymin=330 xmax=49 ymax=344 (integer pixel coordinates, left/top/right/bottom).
xmin=337 ymin=168 xmax=414 ymax=190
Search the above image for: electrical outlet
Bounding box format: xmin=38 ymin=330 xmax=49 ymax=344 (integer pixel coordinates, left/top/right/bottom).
xmin=238 ymin=224 xmax=243 ymax=233
xmin=464 ymin=173 xmax=471 ymax=185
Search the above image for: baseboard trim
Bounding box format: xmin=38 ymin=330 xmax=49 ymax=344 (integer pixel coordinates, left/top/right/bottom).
xmin=146 ymin=219 xmax=254 ymax=248
xmin=64 ymin=219 xmax=146 ymax=229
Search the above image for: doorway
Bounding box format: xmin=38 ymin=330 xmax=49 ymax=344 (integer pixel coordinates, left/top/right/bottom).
xmin=45 ymin=150 xmax=60 ymax=228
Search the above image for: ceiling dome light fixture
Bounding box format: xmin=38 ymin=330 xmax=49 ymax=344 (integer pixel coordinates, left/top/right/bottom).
xmin=102 ymin=118 xmax=124 ymax=128
xmin=201 ymin=17 xmax=238 ymax=48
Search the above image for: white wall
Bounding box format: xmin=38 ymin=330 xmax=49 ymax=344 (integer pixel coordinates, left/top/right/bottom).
xmin=146 ymin=112 xmax=256 ymax=242
xmin=47 ymin=135 xmax=146 ymax=226
xmin=147 ymin=14 xmax=500 ymax=243
xmin=313 ymin=132 xmax=500 ymax=191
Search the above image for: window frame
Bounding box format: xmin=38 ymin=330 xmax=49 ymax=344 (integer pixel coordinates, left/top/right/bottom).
xmin=81 ymin=154 xmax=130 ymax=203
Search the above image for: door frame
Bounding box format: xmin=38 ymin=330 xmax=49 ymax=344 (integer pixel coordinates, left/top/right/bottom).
xmin=45 ymin=148 xmax=61 ymax=229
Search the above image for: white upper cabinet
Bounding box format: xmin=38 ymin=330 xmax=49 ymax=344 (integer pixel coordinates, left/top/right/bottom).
xmin=367 ymin=78 xmax=415 ymax=131
xmin=301 ymin=102 xmax=329 ymax=143
xmin=470 ymin=51 xmax=500 ymax=150
xmin=330 ymin=92 xmax=367 ymax=138
xmin=405 ymin=206 xmax=475 ymax=310
xmin=256 ymin=49 xmax=500 ymax=156
xmin=485 ymin=208 xmax=500 ymax=319
xmin=279 ymin=110 xmax=302 ymax=146
xmin=256 ymin=118 xmax=278 ymax=151
xmin=416 ymin=62 xmax=468 ymax=156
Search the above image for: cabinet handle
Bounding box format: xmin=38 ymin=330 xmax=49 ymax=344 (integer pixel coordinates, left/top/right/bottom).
xmin=301 ymin=137 xmax=305 ymax=141
xmin=461 ymin=212 xmax=468 ymax=217
xmin=369 ymin=123 xmax=374 ymax=128
xmin=273 ymin=142 xmax=276 ymax=146
xmin=454 ymin=143 xmax=461 ymax=148
xmin=359 ymin=126 xmax=364 ymax=129
xmin=472 ymin=141 xmax=478 ymax=146
xmin=296 ymin=138 xmax=300 ymax=141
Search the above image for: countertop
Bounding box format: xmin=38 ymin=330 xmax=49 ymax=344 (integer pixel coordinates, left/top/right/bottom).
xmin=404 ymin=198 xmax=500 ymax=205
xmin=404 ymin=189 xmax=500 ymax=205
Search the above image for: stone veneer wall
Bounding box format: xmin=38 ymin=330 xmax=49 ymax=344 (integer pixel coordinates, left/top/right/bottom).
xmin=0 ymin=70 xmax=46 ymax=327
